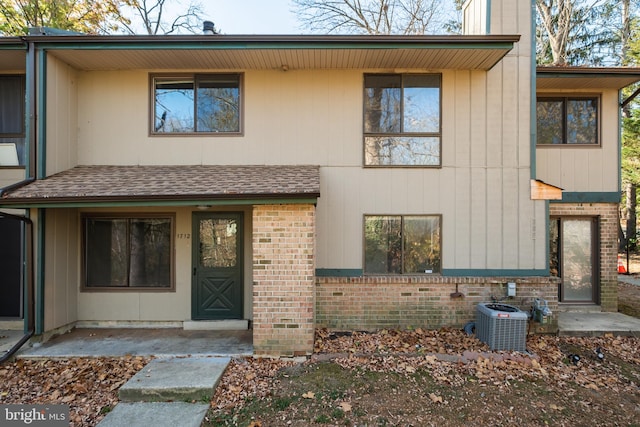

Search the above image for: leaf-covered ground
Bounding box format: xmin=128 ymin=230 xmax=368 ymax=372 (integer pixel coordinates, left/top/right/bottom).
xmin=1 ymin=278 xmax=639 ymax=427
xmin=206 ymin=330 xmax=640 ymax=427
xmin=0 ymin=356 xmax=149 ymax=426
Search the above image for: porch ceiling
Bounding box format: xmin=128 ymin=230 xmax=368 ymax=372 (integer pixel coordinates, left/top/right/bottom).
xmin=25 ymin=34 xmax=519 ymax=71
xmin=0 ymin=165 xmax=320 ymax=207
xmin=0 ymin=39 xmax=27 ymax=71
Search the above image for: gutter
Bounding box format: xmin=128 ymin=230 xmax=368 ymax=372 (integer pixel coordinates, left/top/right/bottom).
xmin=0 ymin=211 xmax=34 ymax=364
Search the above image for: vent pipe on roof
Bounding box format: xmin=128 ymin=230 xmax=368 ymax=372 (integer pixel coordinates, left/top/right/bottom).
xmin=203 ymin=21 xmax=216 ymax=35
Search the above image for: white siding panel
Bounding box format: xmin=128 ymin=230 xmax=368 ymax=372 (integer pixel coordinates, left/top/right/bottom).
xmin=470 ymin=71 xmax=487 ymax=167
xmin=44 ymin=209 xmax=78 ymax=331
xmin=454 ymin=71 xmax=471 ymax=167
xmin=486 ymin=65 xmax=503 ymax=168
xmin=502 ymin=168 xmax=519 ymax=267
xmin=470 ymin=167 xmax=487 ymax=268
xmin=535 ymin=88 xmax=620 ymax=193
xmin=441 ymin=72 xmax=456 ymax=167
xmin=501 ymin=56 xmax=518 ymax=168
xmin=486 ymin=168 xmax=503 ymax=268
xmin=518 ymin=56 xmax=532 ymax=168
xmin=518 ymin=169 xmax=535 ymax=269
xmin=46 ymin=55 xmax=78 ymax=175
xmin=440 ymin=167 xmax=456 ymax=269
xmin=454 ymin=167 xmax=471 ymax=268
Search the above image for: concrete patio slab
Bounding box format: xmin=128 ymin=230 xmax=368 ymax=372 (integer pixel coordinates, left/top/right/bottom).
xmin=1 ymin=329 xmax=25 ymax=355
xmin=558 ymin=311 xmax=640 ymax=336
xmin=119 ymin=357 xmax=229 ymax=402
xmin=16 ymin=328 xmax=252 ymax=358
xmin=97 ymin=402 xmax=209 ymax=427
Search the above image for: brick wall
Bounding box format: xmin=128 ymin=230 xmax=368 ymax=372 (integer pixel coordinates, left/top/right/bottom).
xmin=549 ymin=202 xmax=618 ymax=311
xmin=316 ymin=276 xmax=559 ymax=331
xmin=252 ymin=204 xmax=316 ymax=357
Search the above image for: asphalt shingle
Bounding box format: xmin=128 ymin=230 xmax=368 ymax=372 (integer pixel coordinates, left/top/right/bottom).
xmin=0 ymin=165 xmax=320 ymax=204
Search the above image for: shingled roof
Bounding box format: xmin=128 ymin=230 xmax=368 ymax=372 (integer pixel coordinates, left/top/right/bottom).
xmin=0 ymin=165 xmax=320 ymax=206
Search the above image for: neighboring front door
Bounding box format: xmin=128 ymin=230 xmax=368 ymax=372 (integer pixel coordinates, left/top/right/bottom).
xmin=192 ymin=212 xmax=243 ymax=320
xmin=0 ymin=216 xmax=22 ymax=318
xmin=550 ymin=217 xmax=599 ymax=304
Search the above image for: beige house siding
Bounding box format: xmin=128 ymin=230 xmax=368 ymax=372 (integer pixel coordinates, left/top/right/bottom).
xmin=41 ymin=208 xmax=78 ymax=331
xmin=46 ymin=55 xmax=78 ymax=175
xmin=0 ymin=169 xmax=25 ymax=188
xmin=536 ymin=89 xmax=620 ymax=192
xmin=68 ymin=64 xmax=546 ymax=274
xmin=73 ymin=206 xmax=253 ymax=324
xmin=463 ymin=0 xmax=488 ymax=35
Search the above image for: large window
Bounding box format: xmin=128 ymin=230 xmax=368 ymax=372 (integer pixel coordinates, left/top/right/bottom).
xmin=536 ymin=96 xmax=598 ymax=145
xmin=364 ymin=215 xmax=441 ymax=274
xmin=82 ymin=214 xmax=174 ymax=290
xmin=364 ymin=74 xmax=441 ymax=166
xmin=0 ymin=75 xmax=26 ymax=166
xmin=152 ymin=74 xmax=241 ymax=134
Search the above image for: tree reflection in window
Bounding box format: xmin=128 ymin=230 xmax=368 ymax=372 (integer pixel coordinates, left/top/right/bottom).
xmin=154 ymin=74 xmax=240 ymax=134
xmin=364 ymin=74 xmax=441 ymax=166
xmin=84 ymin=216 xmax=172 ymax=288
xmin=536 ymin=97 xmax=598 ymax=145
xmin=365 ymin=215 xmax=441 ymax=274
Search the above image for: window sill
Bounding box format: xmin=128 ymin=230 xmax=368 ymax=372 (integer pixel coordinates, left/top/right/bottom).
xmin=80 ymin=287 xmax=175 ymax=293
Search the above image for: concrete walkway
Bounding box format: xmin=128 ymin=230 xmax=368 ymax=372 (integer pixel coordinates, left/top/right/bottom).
xmin=618 ymin=274 xmax=640 ymax=286
xmin=98 ymin=356 xmax=229 ymax=427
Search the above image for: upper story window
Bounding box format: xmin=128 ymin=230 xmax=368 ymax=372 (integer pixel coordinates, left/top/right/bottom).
xmin=152 ymin=74 xmax=241 ymax=135
xmin=0 ymin=75 xmax=26 ymax=166
xmin=82 ymin=214 xmax=174 ymax=291
xmin=364 ymin=74 xmax=441 ymax=166
xmin=364 ymin=215 xmax=441 ymax=275
xmin=536 ymin=96 xmax=599 ymax=145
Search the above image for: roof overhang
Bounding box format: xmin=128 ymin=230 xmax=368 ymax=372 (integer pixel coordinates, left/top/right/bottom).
xmin=0 ymin=38 xmax=27 ymax=71
xmin=537 ymin=66 xmax=640 ymax=90
xmin=17 ymin=34 xmax=519 ymax=71
xmin=0 ymin=165 xmax=320 ymax=208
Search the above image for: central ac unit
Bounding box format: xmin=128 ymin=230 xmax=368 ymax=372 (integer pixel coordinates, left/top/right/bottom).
xmin=475 ymin=303 xmax=528 ymax=351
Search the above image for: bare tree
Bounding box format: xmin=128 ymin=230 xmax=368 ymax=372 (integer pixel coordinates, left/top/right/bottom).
xmin=291 ymin=0 xmax=454 ymax=35
xmin=118 ymin=0 xmax=209 ymax=35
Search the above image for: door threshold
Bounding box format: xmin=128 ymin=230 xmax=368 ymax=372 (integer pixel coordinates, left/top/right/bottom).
xmin=183 ymin=320 xmax=249 ymax=331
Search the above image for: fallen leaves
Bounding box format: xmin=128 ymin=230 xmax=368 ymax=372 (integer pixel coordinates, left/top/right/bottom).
xmin=0 ymin=356 xmax=150 ymax=427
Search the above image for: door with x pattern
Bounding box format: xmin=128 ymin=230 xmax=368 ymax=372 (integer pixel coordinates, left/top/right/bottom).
xmin=192 ymin=212 xmax=243 ymax=320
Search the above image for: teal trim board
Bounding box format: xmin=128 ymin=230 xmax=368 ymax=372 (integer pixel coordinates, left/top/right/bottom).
xmin=315 ymin=269 xmax=549 ymax=277
xmin=37 ymin=49 xmax=46 ymax=179
xmin=556 ymin=192 xmax=621 ymax=203
xmin=35 ymin=209 xmax=45 ymax=335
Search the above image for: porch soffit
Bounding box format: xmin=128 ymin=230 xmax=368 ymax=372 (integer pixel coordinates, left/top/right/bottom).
xmin=0 ymin=165 xmax=320 ymax=206
xmin=537 ymin=66 xmax=640 ymax=90
xmin=25 ymin=35 xmax=519 ymax=71
xmin=0 ymin=40 xmax=27 ymax=71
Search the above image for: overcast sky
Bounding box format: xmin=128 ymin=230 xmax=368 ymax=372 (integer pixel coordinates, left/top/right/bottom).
xmin=204 ymin=0 xmax=299 ymax=34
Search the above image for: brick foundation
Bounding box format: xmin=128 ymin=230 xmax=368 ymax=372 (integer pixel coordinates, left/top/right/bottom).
xmin=252 ymin=204 xmax=316 ymax=357
xmin=549 ymin=202 xmax=618 ymax=311
xmin=316 ymin=276 xmax=559 ymax=331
